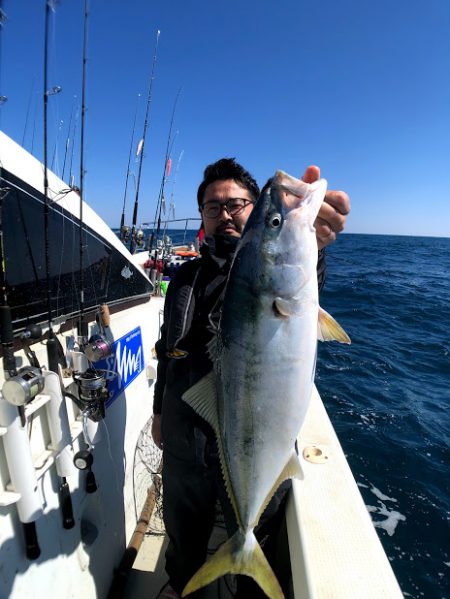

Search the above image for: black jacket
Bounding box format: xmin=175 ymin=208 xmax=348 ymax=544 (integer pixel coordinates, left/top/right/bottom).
xmin=153 ymin=236 xmax=326 ymax=416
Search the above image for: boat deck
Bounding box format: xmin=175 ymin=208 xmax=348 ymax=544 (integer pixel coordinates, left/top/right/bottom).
xmin=123 ymin=525 xmax=235 ymax=598
xmin=123 ymin=534 xmax=167 ymax=598
xmin=120 ymin=387 xmax=404 ymax=599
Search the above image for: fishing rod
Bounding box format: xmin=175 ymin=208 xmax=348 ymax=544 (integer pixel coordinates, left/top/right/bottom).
xmin=69 ymin=0 xmax=108 ymax=495
xmin=68 ymin=104 xmax=79 ymax=187
xmin=168 ymin=148 xmax=184 ymax=221
xmin=30 ymin=102 xmax=37 ymax=155
xmin=147 ymin=87 xmax=182 ymax=259
xmin=148 ymin=129 xmax=178 ymax=255
xmin=51 ymin=118 xmax=63 ymax=172
xmin=43 ymin=0 xmax=61 ymax=335
xmin=42 ymin=0 xmax=62 ymax=333
xmin=43 ymin=0 xmax=55 ymax=334
xmin=129 ymin=29 xmax=160 ymax=255
xmin=43 ymin=0 xmax=76 ymax=531
xmin=0 ymin=192 xmax=16 ymax=388
xmin=0 ymin=0 xmax=56 ymax=561
xmin=22 ymin=79 xmax=35 ymax=148
xmin=0 ymin=5 xmax=20 ymax=389
xmin=0 ymin=174 xmax=45 ymax=560
xmin=78 ymin=0 xmax=88 ymax=339
xmin=119 ymin=93 xmax=140 ymax=243
xmin=61 ymin=95 xmax=76 ymax=182
xmin=0 ymin=3 xmax=7 ymax=126
xmin=160 ymin=132 xmax=179 ymax=218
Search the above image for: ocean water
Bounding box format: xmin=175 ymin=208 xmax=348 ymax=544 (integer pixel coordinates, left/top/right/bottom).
xmin=316 ymin=233 xmax=450 ymax=599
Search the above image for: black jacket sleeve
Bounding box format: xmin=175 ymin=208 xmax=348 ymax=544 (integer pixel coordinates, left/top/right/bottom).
xmin=152 ymin=259 xmax=201 ymax=414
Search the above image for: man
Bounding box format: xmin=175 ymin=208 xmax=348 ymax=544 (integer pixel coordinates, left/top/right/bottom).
xmin=152 ymin=158 xmax=350 ymax=598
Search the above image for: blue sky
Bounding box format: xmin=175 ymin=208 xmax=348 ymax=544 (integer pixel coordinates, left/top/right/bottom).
xmin=1 ymin=0 xmax=449 ymax=236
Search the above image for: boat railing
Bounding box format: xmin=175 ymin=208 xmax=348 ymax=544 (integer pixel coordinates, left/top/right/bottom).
xmin=119 ymin=217 xmax=201 ymax=253
xmin=125 ymin=217 xmax=202 ymax=296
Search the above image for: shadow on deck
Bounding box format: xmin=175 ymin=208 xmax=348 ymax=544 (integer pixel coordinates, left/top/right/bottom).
xmin=123 ymin=527 xmax=236 ymax=599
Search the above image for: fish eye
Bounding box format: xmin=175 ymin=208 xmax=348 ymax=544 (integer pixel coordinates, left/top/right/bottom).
xmin=267 ymin=212 xmax=282 ymax=228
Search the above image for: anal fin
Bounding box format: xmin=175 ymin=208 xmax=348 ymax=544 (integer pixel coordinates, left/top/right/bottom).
xmin=254 ymin=450 xmax=303 ymax=526
xmin=182 ymin=372 xmax=242 ymax=529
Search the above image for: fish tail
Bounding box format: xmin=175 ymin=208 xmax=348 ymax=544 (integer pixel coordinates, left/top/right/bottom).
xmin=182 ymin=530 xmax=284 ymax=599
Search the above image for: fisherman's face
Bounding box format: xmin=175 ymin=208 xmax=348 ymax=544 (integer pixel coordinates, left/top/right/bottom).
xmin=200 ymin=180 xmax=255 ymax=238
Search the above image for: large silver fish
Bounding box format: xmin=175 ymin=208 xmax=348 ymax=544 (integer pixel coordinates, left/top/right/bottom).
xmin=182 ymin=171 xmax=350 ymax=598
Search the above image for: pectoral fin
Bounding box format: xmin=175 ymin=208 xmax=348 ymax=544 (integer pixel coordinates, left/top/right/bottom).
xmin=273 ymin=296 xmax=301 ymax=319
xmin=318 ymin=307 xmax=351 ymax=344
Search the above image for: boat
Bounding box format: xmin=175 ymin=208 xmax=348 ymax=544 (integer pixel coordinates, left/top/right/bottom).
xmin=0 ymin=128 xmax=405 ymax=598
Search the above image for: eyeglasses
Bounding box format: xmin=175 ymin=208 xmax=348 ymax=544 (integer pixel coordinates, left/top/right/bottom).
xmin=201 ymin=198 xmax=254 ymax=219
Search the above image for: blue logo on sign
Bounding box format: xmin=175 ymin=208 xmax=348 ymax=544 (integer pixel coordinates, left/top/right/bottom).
xmin=95 ymin=327 xmax=144 ymax=407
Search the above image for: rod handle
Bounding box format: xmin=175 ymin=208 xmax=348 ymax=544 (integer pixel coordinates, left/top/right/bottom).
xmin=23 ymin=522 xmax=41 ymax=560
xmin=85 ymin=469 xmax=97 ymax=494
xmin=59 ymin=479 xmax=75 ymax=529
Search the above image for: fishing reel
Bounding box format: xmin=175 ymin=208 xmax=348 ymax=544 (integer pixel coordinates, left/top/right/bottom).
xmin=73 ymin=368 xmax=109 ymax=422
xmin=134 ymin=228 xmax=145 ymax=247
xmin=67 ymin=307 xmax=113 ymax=421
xmin=83 ymin=305 xmax=113 ymax=363
xmin=120 ymin=225 xmax=130 ymax=243
xmin=2 ymin=366 xmax=45 ymax=407
xmin=83 ymin=334 xmax=112 ymax=363
xmin=73 ymin=448 xmax=98 ymax=493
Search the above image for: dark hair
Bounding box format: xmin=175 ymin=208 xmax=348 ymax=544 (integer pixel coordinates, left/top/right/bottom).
xmin=196 ymin=158 xmax=260 ymax=207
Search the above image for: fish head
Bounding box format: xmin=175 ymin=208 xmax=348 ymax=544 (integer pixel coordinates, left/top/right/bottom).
xmin=272 ymin=170 xmax=326 ymax=228
xmin=237 ymin=170 xmax=327 ymax=300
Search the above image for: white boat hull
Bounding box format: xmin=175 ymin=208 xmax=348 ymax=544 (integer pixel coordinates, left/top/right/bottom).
xmin=0 ymin=296 xmax=164 ymax=599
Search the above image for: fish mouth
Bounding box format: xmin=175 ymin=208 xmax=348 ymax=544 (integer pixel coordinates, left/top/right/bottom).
xmin=274 ymin=170 xmax=327 ymax=215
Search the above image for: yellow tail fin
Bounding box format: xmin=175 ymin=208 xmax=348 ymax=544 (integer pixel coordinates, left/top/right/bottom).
xmin=182 ymin=530 xmax=284 ymax=599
